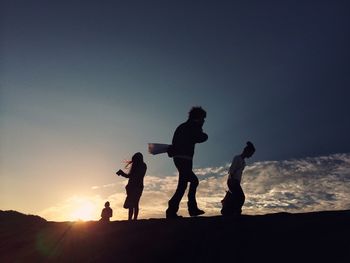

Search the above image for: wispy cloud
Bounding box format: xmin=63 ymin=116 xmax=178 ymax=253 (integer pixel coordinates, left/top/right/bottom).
xmin=91 ymin=183 xmax=115 ymax=190
xmin=40 ymin=153 xmax=350 ymax=221
xmin=242 ymin=153 xmax=350 ymax=214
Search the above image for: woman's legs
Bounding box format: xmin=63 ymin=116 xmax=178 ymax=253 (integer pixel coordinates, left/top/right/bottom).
xmin=128 ymin=208 xmax=133 ymax=220
xmin=134 ymin=206 xmax=139 ymax=220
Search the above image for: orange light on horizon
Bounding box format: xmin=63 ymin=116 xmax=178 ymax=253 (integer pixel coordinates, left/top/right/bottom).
xmin=69 ymin=199 xmax=97 ymax=221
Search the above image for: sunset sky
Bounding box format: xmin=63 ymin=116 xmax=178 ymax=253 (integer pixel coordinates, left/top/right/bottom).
xmin=1 ymin=0 xmax=349 ymax=221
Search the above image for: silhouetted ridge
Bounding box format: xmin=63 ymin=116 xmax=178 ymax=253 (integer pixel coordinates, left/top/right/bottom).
xmin=0 ymin=210 xmax=349 ymax=262
xmin=0 ymin=210 xmax=46 ymax=226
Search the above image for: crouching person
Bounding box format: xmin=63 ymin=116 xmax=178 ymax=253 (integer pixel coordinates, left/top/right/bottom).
xmin=100 ymin=201 xmax=113 ymax=222
xmin=221 ymin=141 xmax=255 ymax=216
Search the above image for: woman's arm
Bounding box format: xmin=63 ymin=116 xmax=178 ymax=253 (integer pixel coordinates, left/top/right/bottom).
xmin=116 ymin=169 xmax=130 ymax=178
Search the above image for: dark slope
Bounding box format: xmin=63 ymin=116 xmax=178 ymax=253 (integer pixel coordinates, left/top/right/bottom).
xmin=0 ymin=210 xmax=46 ymax=225
xmin=0 ymin=210 xmax=349 ymax=262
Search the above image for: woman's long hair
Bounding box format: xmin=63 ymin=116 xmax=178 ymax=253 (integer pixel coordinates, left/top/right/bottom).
xmin=124 ymin=152 xmax=144 ymax=174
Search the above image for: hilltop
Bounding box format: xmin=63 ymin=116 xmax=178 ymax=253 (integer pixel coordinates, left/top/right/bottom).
xmin=0 ymin=210 xmax=349 ymax=262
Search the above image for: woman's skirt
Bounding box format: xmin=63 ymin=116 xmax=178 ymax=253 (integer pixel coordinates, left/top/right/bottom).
xmin=123 ymin=185 xmax=143 ymax=209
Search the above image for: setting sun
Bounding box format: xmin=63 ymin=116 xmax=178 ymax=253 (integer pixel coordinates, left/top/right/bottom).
xmin=70 ymin=199 xmax=97 ymax=221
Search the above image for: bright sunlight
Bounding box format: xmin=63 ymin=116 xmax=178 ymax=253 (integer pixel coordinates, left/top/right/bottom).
xmin=70 ymin=198 xmax=97 ymax=221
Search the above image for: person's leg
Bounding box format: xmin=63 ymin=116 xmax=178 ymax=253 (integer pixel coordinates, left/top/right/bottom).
xmin=176 ymin=159 xmax=204 ymax=216
xmin=228 ymin=179 xmax=245 ymax=215
xmin=187 ymin=170 xmax=204 ymax=216
xmin=133 ymin=190 xmax=142 ymax=220
xmin=221 ymin=191 xmax=233 ymax=216
xmin=236 ymin=184 xmax=245 ymax=215
xmin=187 ymin=171 xmax=199 ymax=203
xmin=166 ymin=158 xmax=189 ymax=217
xmin=128 ymin=208 xmax=133 ymax=220
xmin=134 ymin=206 xmax=139 ymax=220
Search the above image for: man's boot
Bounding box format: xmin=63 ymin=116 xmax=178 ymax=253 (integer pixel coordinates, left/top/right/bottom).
xmin=166 ymin=201 xmax=182 ymax=219
xmin=166 ymin=208 xmax=182 ymax=219
xmin=188 ymin=201 xmax=205 ymax=217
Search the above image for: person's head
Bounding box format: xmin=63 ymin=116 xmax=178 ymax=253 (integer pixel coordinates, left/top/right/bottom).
xmin=188 ymin=106 xmax=206 ymax=125
xmin=242 ymin=141 xmax=255 ymax=158
xmin=105 ymin=201 xmax=110 ymax=208
xmin=132 ymin=152 xmax=143 ymax=164
xmin=124 ymin=152 xmax=144 ymax=170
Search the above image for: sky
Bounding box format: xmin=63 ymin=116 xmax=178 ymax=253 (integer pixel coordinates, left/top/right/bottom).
xmin=1 ymin=0 xmax=349 ymax=221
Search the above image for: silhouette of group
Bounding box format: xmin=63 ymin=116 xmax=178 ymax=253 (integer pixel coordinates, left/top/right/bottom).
xmin=103 ymin=106 xmax=255 ymax=221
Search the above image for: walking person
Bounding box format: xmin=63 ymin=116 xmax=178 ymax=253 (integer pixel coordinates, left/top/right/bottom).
xmin=166 ymin=106 xmax=208 ymax=219
xmin=116 ymin=152 xmax=147 ymax=220
xmin=221 ymin=141 xmax=256 ymax=216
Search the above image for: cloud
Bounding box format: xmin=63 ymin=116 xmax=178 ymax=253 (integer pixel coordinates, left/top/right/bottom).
xmin=91 ymin=183 xmax=115 ymax=190
xmin=191 ymin=153 xmax=350 ymax=216
xmin=238 ymin=153 xmax=350 ymax=214
xmin=40 ymin=153 xmax=350 ymax=221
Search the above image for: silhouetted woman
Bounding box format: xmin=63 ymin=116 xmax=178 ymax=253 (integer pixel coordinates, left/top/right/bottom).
xmin=222 ymin=141 xmax=255 ymax=216
xmin=116 ymin=152 xmax=147 ymax=220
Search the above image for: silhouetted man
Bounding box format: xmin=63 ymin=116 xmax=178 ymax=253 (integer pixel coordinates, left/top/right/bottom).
xmin=166 ymin=106 xmax=208 ymax=218
xmin=221 ymin=141 xmax=255 ymax=216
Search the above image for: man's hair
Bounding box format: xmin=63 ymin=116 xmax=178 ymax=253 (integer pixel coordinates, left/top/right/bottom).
xmin=188 ymin=106 xmax=206 ymax=120
xmin=245 ymin=141 xmax=256 ymax=152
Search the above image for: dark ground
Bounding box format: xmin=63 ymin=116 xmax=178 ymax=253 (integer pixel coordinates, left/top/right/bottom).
xmin=0 ymin=210 xmax=349 ymax=262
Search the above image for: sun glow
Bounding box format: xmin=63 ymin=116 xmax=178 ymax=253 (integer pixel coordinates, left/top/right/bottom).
xmin=70 ymin=199 xmax=96 ymax=221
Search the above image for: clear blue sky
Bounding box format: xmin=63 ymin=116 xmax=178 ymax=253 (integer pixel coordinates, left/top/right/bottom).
xmin=1 ymin=0 xmax=349 ymax=220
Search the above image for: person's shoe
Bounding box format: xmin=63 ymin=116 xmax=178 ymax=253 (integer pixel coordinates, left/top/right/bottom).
xmin=188 ymin=209 xmax=205 ymax=217
xmin=166 ymin=209 xmax=182 ymax=219
xmin=166 ymin=212 xmax=182 ymax=219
